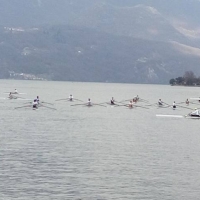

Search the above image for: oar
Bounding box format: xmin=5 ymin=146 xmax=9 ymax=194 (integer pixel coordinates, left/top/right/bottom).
xmin=41 ymin=101 xmax=54 ymax=105
xmin=73 ymin=98 xmax=83 ymax=102
xmin=162 ymin=101 xmax=170 ymax=106
xmin=190 ymin=102 xmax=200 ymax=106
xmin=176 ymin=101 xmax=187 ymax=105
xmin=15 ymin=105 xmax=32 ymax=109
xmin=114 ymin=104 xmax=127 ymax=107
xmin=93 ymin=103 xmax=107 ymax=107
xmin=118 ymin=99 xmax=131 ymax=103
xmin=177 ymin=105 xmax=194 ymax=110
xmin=13 ymin=95 xmax=26 ymax=99
xmin=135 ymin=105 xmax=149 ymax=109
xmin=92 ymin=101 xmax=107 ymax=105
xmin=71 ymin=103 xmax=86 ymax=106
xmin=106 ymin=102 xmax=120 ymax=106
xmin=145 ymin=103 xmax=157 ymax=106
xmin=40 ymin=104 xmax=57 ymax=110
xmin=139 ymin=98 xmax=149 ymax=103
xmin=157 ymin=105 xmax=170 ymax=109
xmin=55 ymin=98 xmax=68 ymax=101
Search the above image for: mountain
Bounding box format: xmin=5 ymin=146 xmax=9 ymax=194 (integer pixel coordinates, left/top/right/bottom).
xmin=0 ymin=0 xmax=200 ymax=83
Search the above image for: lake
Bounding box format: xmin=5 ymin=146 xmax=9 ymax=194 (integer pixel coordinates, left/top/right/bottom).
xmin=0 ymin=80 xmax=200 ymax=200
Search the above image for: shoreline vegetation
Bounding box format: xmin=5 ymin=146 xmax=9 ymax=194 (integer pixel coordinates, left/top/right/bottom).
xmin=169 ymin=71 xmax=200 ymax=86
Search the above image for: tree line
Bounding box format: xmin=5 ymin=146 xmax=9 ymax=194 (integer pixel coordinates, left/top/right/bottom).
xmin=169 ymin=71 xmax=200 ymax=86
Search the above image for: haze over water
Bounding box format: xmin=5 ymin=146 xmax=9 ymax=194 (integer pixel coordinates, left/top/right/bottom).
xmin=1 ymin=80 xmax=200 ymax=200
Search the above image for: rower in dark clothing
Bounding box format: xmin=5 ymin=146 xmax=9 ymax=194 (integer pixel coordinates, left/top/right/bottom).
xmin=110 ymin=97 xmax=115 ymax=105
xmin=173 ymin=101 xmax=176 ymax=109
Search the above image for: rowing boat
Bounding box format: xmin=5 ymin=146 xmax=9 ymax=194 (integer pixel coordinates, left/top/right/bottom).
xmin=156 ymin=114 xmax=200 ymax=119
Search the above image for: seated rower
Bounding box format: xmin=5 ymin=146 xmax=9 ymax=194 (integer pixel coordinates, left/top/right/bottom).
xmin=158 ymin=99 xmax=163 ymax=106
xmin=36 ymin=96 xmax=40 ymax=104
xmin=9 ymin=92 xmax=13 ymax=99
xmin=172 ymin=101 xmax=176 ymax=109
xmin=110 ymin=97 xmax=115 ymax=105
xmin=32 ymin=99 xmax=38 ymax=109
xmin=69 ymin=94 xmax=73 ymax=101
xmin=87 ymin=98 xmax=92 ymax=106
xmin=128 ymin=100 xmax=133 ymax=108
xmin=185 ymin=99 xmax=189 ymax=105
xmin=189 ymin=108 xmax=200 ymax=117
xmin=14 ymin=89 xmax=18 ymax=94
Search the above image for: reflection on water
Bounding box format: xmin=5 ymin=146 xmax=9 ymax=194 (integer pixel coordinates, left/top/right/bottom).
xmin=1 ymin=80 xmax=200 ymax=199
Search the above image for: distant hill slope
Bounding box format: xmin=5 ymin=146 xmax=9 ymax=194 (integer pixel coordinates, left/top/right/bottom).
xmin=0 ymin=0 xmax=200 ymax=83
xmin=1 ymin=25 xmax=200 ymax=83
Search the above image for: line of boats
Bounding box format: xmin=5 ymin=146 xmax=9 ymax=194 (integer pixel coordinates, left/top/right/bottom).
xmin=1 ymin=90 xmax=200 ymax=118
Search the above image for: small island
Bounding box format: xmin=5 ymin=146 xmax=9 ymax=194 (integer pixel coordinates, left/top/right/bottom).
xmin=169 ymin=71 xmax=200 ymax=86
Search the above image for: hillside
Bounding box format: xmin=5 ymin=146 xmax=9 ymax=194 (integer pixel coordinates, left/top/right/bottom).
xmin=0 ymin=0 xmax=200 ymax=83
xmin=1 ymin=25 xmax=200 ymax=83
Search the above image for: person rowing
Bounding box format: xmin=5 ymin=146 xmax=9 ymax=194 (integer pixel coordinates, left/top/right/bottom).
xmin=87 ymin=98 xmax=92 ymax=106
xmin=9 ymin=92 xmax=14 ymax=99
xmin=189 ymin=108 xmax=200 ymax=117
xmin=14 ymin=89 xmax=18 ymax=94
xmin=158 ymin=99 xmax=163 ymax=106
xmin=185 ymin=99 xmax=189 ymax=105
xmin=36 ymin=96 xmax=40 ymax=104
xmin=133 ymin=95 xmax=139 ymax=103
xmin=172 ymin=101 xmax=176 ymax=109
xmin=128 ymin=100 xmax=133 ymax=108
xmin=69 ymin=94 xmax=73 ymax=101
xmin=110 ymin=97 xmax=115 ymax=105
xmin=32 ymin=99 xmax=38 ymax=109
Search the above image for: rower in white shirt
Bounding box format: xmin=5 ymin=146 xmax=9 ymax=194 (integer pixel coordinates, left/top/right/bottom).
xmin=14 ymin=89 xmax=18 ymax=94
xmin=36 ymin=96 xmax=40 ymax=104
xmin=87 ymin=98 xmax=92 ymax=106
xmin=69 ymin=94 xmax=73 ymax=101
xmin=32 ymin=99 xmax=38 ymax=109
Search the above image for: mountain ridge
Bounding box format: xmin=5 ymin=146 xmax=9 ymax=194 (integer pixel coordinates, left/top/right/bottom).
xmin=0 ymin=0 xmax=200 ymax=83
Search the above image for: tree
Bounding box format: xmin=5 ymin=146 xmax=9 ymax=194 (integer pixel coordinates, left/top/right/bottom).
xmin=183 ymin=71 xmax=196 ymax=85
xmin=175 ymin=77 xmax=184 ymax=85
xmin=169 ymin=78 xmax=176 ymax=85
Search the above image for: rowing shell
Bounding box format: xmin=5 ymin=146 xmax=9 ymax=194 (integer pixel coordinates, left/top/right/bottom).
xmin=156 ymin=114 xmax=200 ymax=119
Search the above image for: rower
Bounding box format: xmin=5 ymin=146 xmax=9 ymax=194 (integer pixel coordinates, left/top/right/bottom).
xmin=36 ymin=96 xmax=40 ymax=104
xmin=32 ymin=99 xmax=38 ymax=109
xmin=189 ymin=108 xmax=200 ymax=117
xmin=158 ymin=99 xmax=163 ymax=106
xmin=185 ymin=99 xmax=189 ymax=105
xmin=9 ymin=92 xmax=13 ymax=99
xmin=69 ymin=94 xmax=73 ymax=101
xmin=110 ymin=97 xmax=115 ymax=105
xmin=87 ymin=98 xmax=92 ymax=106
xmin=14 ymin=89 xmax=18 ymax=94
xmin=33 ymin=96 xmax=39 ymax=104
xmin=133 ymin=97 xmax=137 ymax=103
xmin=172 ymin=101 xmax=176 ymax=109
xmin=128 ymin=100 xmax=133 ymax=108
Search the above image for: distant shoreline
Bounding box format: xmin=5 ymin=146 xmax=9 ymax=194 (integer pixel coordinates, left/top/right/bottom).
xmin=171 ymin=85 xmax=200 ymax=87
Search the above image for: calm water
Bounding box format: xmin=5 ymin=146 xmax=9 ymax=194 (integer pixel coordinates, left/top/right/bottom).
xmin=1 ymin=80 xmax=200 ymax=200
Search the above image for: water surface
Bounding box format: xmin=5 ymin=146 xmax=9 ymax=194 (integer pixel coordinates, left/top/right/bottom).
xmin=0 ymin=80 xmax=200 ymax=200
